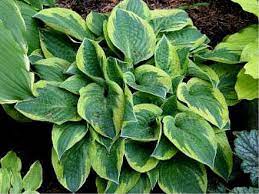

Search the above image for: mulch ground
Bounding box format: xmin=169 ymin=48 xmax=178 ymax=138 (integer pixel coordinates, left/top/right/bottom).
xmin=57 ymin=0 xmax=257 ymax=46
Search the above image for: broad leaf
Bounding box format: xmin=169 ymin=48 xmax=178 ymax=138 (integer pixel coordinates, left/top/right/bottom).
xmin=40 ymin=29 xmax=77 ymax=63
xmin=16 ymin=82 xmax=80 ymax=125
xmin=155 ymin=35 xmax=188 ymax=78
xmin=0 ymin=20 xmax=34 ymax=104
xmin=23 ymin=161 xmax=43 ymax=191
xmin=187 ymin=60 xmax=219 ymax=87
xmin=163 ymin=112 xmax=217 ymax=168
xmin=158 ymin=154 xmax=207 ymax=193
xmin=151 ymin=127 xmax=178 ymax=161
xmin=116 ymin=0 xmax=151 ymax=19
xmin=78 ymin=82 xmax=124 ymax=139
xmin=90 ymin=139 xmax=124 ymax=183
xmin=231 ymin=0 xmax=259 ymax=16
xmin=125 ymin=65 xmax=172 ymax=99
xmin=33 ymin=58 xmax=70 ymax=82
xmin=234 ymin=130 xmax=258 ymax=185
xmin=0 ymin=0 xmax=27 ymax=49
xmin=0 ymin=151 xmax=22 ymax=172
xmin=17 ymin=1 xmax=40 ymax=54
xmin=76 ymin=38 xmax=106 ymax=83
xmin=212 ymin=131 xmax=233 ymax=181
xmin=0 ymin=168 xmax=11 ymax=194
xmin=105 ymin=168 xmax=140 ymax=193
xmin=235 ymin=69 xmax=258 ymax=100
xmin=34 ymin=8 xmax=95 ymax=40
xmin=150 ymin=9 xmax=192 ymax=34
xmin=128 ymin=174 xmax=152 ymax=193
xmin=86 ymin=11 xmax=107 ymax=36
xmin=215 ymin=24 xmax=258 ymax=54
xmin=125 ymin=140 xmax=159 ymax=173
xmin=107 ymin=8 xmax=156 ymax=64
xmin=52 ymin=136 xmax=92 ymax=192
xmin=164 ymin=26 xmax=209 ymax=51
xmin=60 ymin=75 xmax=92 ymax=95
xmin=211 ymin=63 xmax=242 ymax=106
xmin=52 ymin=122 xmax=88 ymax=160
xmin=121 ymin=104 xmax=162 ymax=141
xmin=177 ymin=78 xmax=229 ymax=129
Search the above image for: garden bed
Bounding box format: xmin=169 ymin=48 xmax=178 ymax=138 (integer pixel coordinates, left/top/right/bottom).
xmin=0 ymin=0 xmax=258 ymax=193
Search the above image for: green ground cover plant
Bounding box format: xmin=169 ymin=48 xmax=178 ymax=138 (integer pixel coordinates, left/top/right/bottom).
xmin=0 ymin=151 xmax=43 ymax=194
xmin=0 ymin=0 xmax=257 ymax=193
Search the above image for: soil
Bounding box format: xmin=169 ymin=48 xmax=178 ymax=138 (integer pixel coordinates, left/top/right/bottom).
xmin=0 ymin=0 xmax=258 ymax=193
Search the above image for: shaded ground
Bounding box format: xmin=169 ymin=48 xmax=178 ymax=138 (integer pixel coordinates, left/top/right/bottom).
xmin=58 ymin=0 xmax=257 ymax=46
xmin=0 ymin=0 xmax=258 ymax=193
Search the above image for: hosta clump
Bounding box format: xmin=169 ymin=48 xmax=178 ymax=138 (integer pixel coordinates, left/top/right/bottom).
xmin=0 ymin=0 xmax=238 ymax=193
xmin=0 ymin=151 xmax=43 ymax=194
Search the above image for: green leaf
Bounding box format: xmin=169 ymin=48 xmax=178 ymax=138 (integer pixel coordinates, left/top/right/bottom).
xmin=52 ymin=136 xmax=92 ymax=192
xmin=212 ymin=131 xmax=233 ymax=181
xmin=125 ymin=140 xmax=159 ymax=173
xmin=151 ymin=127 xmax=178 ymax=161
xmin=164 ymin=26 xmax=209 ymax=51
xmin=196 ymin=48 xmax=240 ymax=64
xmin=86 ymin=11 xmax=107 ymax=36
xmin=40 ymin=29 xmax=77 ymax=63
xmin=60 ymin=75 xmax=92 ymax=95
xmin=78 ymin=82 xmax=124 ymax=139
xmin=133 ymin=92 xmax=164 ymax=106
xmin=121 ymin=104 xmax=162 ymax=141
xmin=128 ymin=174 xmax=152 ymax=193
xmin=104 ymin=57 xmax=125 ymax=87
xmin=116 ymin=0 xmax=151 ymax=19
xmin=230 ymin=187 xmax=259 ymax=194
xmin=150 ymin=9 xmax=192 ymax=34
xmin=29 ymin=49 xmax=44 ymax=64
xmin=177 ymin=78 xmax=229 ymax=129
xmin=105 ymin=168 xmax=140 ymax=193
xmin=33 ymin=58 xmax=70 ymax=82
xmin=235 ymin=68 xmax=258 ymax=100
xmin=158 ymin=154 xmax=207 ymax=193
xmin=76 ymin=38 xmax=106 ymax=83
xmin=0 ymin=20 xmax=34 ymax=104
xmin=234 ymin=130 xmax=258 ymax=185
xmin=155 ymin=35 xmax=188 ymax=78
xmin=17 ymin=1 xmax=40 ymax=54
xmin=0 ymin=168 xmax=11 ymax=194
xmin=163 ymin=112 xmax=217 ymax=168
xmin=90 ymin=139 xmax=124 ymax=183
xmin=90 ymin=127 xmax=115 ymax=151
xmin=125 ymin=65 xmax=172 ymax=99
xmin=0 ymin=151 xmax=22 ymax=172
xmin=215 ymin=24 xmax=258 ymax=54
xmin=2 ymin=104 xmax=32 ymax=122
xmin=107 ymin=8 xmax=156 ymax=64
xmin=52 ymin=122 xmax=88 ymax=160
xmin=23 ymin=0 xmax=42 ymax=10
xmin=0 ymin=0 xmax=27 ymax=50
xmin=34 ymin=8 xmax=95 ymax=41
xmin=23 ymin=161 xmax=43 ymax=191
xmin=10 ymin=172 xmax=23 ymax=194
xmin=15 ymin=82 xmax=80 ymax=125
xmin=187 ymin=60 xmax=219 ymax=87
xmin=147 ymin=167 xmax=159 ymax=189
xmin=96 ymin=177 xmax=107 ymax=194
xmin=231 ymin=0 xmax=259 ymax=16
xmin=210 ymin=63 xmax=242 ymax=106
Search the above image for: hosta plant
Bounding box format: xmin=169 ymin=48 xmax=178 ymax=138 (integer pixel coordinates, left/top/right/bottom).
xmin=0 ymin=151 xmax=43 ymax=194
xmin=0 ymin=0 xmax=247 ymax=192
